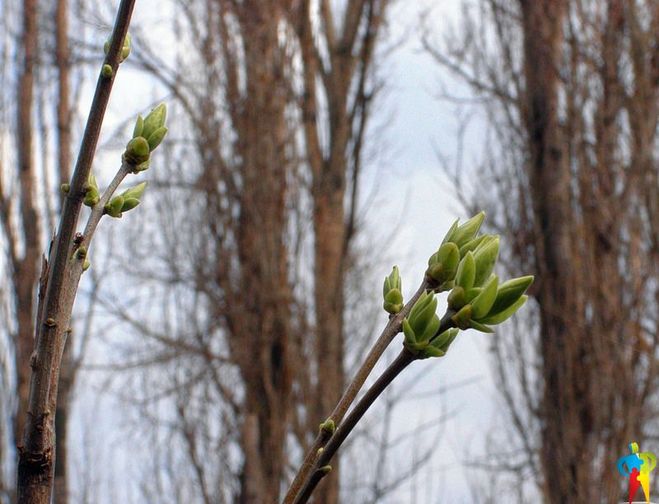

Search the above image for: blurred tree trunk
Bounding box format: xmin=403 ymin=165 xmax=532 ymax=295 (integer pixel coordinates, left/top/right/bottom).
xmin=518 ymin=1 xmax=581 ymax=501
xmin=53 ymin=0 xmax=73 ymax=502
xmin=0 ymin=0 xmax=79 ymax=500
xmin=14 ymin=0 xmax=41 ymax=460
xmin=295 ymin=2 xmax=387 ymax=499
xmin=231 ymin=3 xmax=292 ymax=501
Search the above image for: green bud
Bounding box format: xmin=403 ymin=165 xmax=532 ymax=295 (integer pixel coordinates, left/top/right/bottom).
xmin=458 ymin=234 xmax=489 ymax=257
xmin=383 ymin=266 xmax=403 ymax=314
xmin=455 ymin=251 xmax=476 ymax=290
xmin=121 ymin=181 xmax=147 ymax=201
xmin=134 ymin=159 xmax=150 ymax=173
xmin=421 ymin=346 xmax=446 ymax=358
xmin=440 ymin=219 xmax=459 ymax=245
xmin=133 ymin=115 xmax=144 ymax=138
xmin=83 ymin=174 xmax=100 ymax=207
xmin=469 ymin=320 xmax=494 ymax=333
xmin=449 ymin=211 xmax=485 ymax=247
xmin=473 ymin=236 xmax=499 ymax=286
xmin=120 ymin=198 xmax=140 ymax=212
xmin=402 ymin=318 xmax=417 ymax=347
xmin=104 ymin=195 xmax=124 ymax=218
xmin=430 ymin=327 xmax=459 ymax=353
xmin=60 ymin=183 xmax=70 ymax=194
xmin=488 ymin=275 xmax=534 ymax=316
xmin=101 ymin=64 xmax=113 ymax=78
xmin=142 ymin=103 xmax=167 ymax=139
xmin=464 ymin=287 xmax=482 ymax=303
xmin=383 ymin=289 xmax=403 ymax=314
xmin=75 ymin=246 xmax=87 ymax=259
xmin=471 ymin=275 xmax=499 ymax=319
xmin=319 ymin=418 xmax=335 ymax=435
xmin=451 ymin=304 xmax=472 ymax=330
xmin=147 ymin=126 xmax=168 ymax=151
xmin=383 ymin=266 xmax=402 ymax=295
xmin=480 ymin=295 xmax=528 ymax=325
xmin=82 ymin=258 xmax=91 ymax=271
xmin=426 ymin=242 xmax=460 ymax=286
xmin=319 ymin=465 xmax=332 ymax=474
xmin=84 ymin=188 xmax=99 ymax=207
xmin=124 ymin=137 xmax=150 ymax=166
xmin=447 ymin=285 xmax=466 ymax=311
xmin=418 ymin=312 xmax=440 ymax=343
xmin=104 ymin=33 xmax=131 ymax=62
xmin=408 ymin=292 xmax=437 ymax=336
xmin=121 ymin=33 xmax=131 ymax=61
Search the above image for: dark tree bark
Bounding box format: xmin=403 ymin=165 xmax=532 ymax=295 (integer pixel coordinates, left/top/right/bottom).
xmin=14 ymin=0 xmax=41 ymax=459
xmin=53 ymin=0 xmax=74 ymax=501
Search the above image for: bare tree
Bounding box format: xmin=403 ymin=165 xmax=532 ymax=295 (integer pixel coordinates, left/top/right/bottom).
xmin=425 ymin=0 xmax=658 ymax=501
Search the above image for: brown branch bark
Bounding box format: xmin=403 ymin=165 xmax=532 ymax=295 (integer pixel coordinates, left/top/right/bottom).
xmin=16 ymin=1 xmax=137 ymax=501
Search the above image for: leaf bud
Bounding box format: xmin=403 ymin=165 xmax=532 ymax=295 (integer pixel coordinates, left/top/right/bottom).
xmin=455 ymin=251 xmax=476 ymax=290
xmin=448 ymin=211 xmax=485 ymax=247
xmin=479 ymin=295 xmax=528 ymax=325
xmin=451 ymin=304 xmax=472 ymax=330
xmin=104 ymin=195 xmax=124 ymax=218
xmin=132 ymin=115 xmax=144 ymax=138
xmin=487 ymin=275 xmax=534 ymax=317
xmin=426 ymin=242 xmax=460 ymax=287
xmin=101 ymin=64 xmax=113 ymax=79
xmin=123 ymin=136 xmax=150 ymax=166
xmin=83 ymin=174 xmax=100 ymax=207
xmin=473 ymin=236 xmax=499 ymax=286
xmin=142 ymin=103 xmax=167 ymax=139
xmin=147 ymin=126 xmax=168 ymax=151
xmin=382 ymin=266 xmax=403 ymax=314
xmin=471 ymin=275 xmax=499 ymax=319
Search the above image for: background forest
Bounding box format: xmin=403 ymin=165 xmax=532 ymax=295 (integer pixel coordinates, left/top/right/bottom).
xmin=0 ymin=0 xmax=657 ymax=503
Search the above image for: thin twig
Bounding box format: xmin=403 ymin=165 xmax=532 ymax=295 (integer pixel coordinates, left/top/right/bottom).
xmin=282 ymin=278 xmax=430 ymax=503
xmin=292 ymin=311 xmax=455 ymax=503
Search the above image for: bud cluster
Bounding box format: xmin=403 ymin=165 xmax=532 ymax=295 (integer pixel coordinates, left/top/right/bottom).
xmin=104 ymin=181 xmax=147 ymax=218
xmin=382 ymin=266 xmax=403 ymax=314
xmin=383 ymin=211 xmax=533 ymax=360
xmin=123 ymin=104 xmax=168 ymax=172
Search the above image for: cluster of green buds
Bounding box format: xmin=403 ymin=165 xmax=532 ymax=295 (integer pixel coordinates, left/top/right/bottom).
xmin=389 ymin=211 xmax=532 ymax=359
xmin=123 ymin=104 xmax=168 ymax=172
xmin=441 ymin=215 xmax=533 ymax=332
xmin=425 ymin=212 xmax=486 ymax=291
xmin=402 ymin=291 xmax=459 ymax=358
xmin=101 ymin=33 xmax=131 ymax=78
xmin=382 ymin=266 xmax=403 ymax=314
xmin=104 ymin=182 xmax=147 ymax=218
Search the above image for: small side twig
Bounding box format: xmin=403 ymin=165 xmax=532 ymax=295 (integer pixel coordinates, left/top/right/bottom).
xmin=282 ymin=279 xmax=430 ymax=503
xmin=292 ymin=311 xmax=455 ymax=504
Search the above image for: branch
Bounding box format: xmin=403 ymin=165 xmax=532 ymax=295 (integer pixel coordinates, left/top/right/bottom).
xmin=17 ymin=1 xmax=137 ymax=502
xmin=293 ymin=311 xmax=456 ymax=503
xmin=282 ymin=278 xmax=430 ymax=503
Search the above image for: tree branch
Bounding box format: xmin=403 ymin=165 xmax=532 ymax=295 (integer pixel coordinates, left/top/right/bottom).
xmin=17 ymin=1 xmax=137 ymax=502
